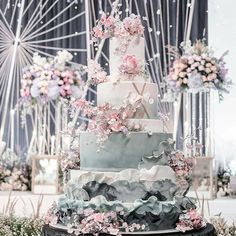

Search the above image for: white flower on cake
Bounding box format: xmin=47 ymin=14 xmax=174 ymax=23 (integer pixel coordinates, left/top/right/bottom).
xmin=125 ymin=92 xmax=153 ymax=108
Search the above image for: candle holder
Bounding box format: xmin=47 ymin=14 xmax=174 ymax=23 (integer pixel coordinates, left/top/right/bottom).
xmin=191 ymin=156 xmax=216 ymax=199
xmin=31 ymin=155 xmax=61 ymax=194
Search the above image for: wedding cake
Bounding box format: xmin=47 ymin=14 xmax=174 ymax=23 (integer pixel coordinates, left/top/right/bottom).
xmin=46 ymin=14 xmax=204 ymax=235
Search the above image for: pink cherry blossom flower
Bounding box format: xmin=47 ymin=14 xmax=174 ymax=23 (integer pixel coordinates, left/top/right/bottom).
xmin=123 ymin=14 xmax=144 ymax=36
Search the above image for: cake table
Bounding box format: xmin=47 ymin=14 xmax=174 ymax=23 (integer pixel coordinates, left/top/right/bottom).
xmin=42 ymin=224 xmax=215 ymax=236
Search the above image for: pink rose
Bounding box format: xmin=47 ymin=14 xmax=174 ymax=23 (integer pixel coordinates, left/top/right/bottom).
xmin=122 ymin=55 xmax=139 ymax=74
xmin=67 ymin=89 xmax=72 ymax=95
xmin=60 ymin=89 xmax=66 ymax=97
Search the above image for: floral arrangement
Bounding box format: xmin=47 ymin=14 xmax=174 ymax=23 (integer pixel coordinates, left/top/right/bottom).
xmin=92 ymin=13 xmax=144 ymax=42
xmin=216 ymin=166 xmax=232 ymax=197
xmin=0 ymin=215 xmax=44 ymax=236
xmin=71 ymin=98 xmax=95 ymax=118
xmin=60 ymin=150 xmax=80 ymax=174
xmin=167 ymin=40 xmax=231 ymax=99
xmin=45 ymin=205 xmax=144 ymax=236
xmin=176 ymin=209 xmax=206 ymax=232
xmin=20 ymin=50 xmax=84 ymax=106
xmin=169 ymin=150 xmax=193 ymax=195
xmin=210 ymin=216 xmax=236 ymax=236
xmin=92 ymin=13 xmax=144 ymax=54
xmin=88 ymin=103 xmax=135 ymax=147
xmin=71 ymin=97 xmax=143 ymax=148
xmin=0 ymin=149 xmax=31 ymax=191
xmin=70 ymin=96 xmax=142 ymax=152
xmin=86 ymin=60 xmax=108 ymax=85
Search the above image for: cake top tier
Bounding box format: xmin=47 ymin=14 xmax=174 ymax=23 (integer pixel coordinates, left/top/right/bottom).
xmin=92 ymin=13 xmax=147 ymax=82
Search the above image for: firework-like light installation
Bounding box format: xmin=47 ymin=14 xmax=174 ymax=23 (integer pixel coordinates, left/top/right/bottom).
xmin=0 ymin=0 xmax=90 ymax=156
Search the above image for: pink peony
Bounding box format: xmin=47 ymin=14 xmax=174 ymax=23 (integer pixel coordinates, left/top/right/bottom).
xmin=121 ymin=55 xmax=139 ymax=74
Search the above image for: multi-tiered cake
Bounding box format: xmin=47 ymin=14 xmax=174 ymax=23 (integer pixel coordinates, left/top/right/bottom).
xmin=46 ymin=14 xmax=204 ymax=235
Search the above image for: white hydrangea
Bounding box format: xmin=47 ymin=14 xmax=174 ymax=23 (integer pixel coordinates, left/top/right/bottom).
xmin=55 ymin=49 xmax=73 ymax=64
xmin=32 ymin=53 xmax=47 ymax=67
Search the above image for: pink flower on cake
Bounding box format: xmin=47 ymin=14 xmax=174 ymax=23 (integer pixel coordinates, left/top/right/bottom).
xmin=122 ymin=55 xmax=139 ymax=73
xmin=118 ymin=55 xmax=146 ymax=80
xmin=176 ymin=209 xmax=205 ymax=232
xmin=86 ymin=60 xmax=108 ymax=85
xmin=71 ymin=98 xmax=95 ymax=117
xmin=85 ymin=100 xmax=143 ymax=148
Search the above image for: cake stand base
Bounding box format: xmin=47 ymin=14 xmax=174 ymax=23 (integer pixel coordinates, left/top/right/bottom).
xmin=42 ymin=223 xmax=215 ymax=236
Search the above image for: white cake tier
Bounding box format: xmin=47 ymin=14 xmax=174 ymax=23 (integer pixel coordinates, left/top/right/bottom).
xmin=97 ymin=81 xmax=158 ymax=119
xmin=127 ymin=119 xmax=170 ymax=133
xmin=109 ymin=36 xmax=146 ymax=82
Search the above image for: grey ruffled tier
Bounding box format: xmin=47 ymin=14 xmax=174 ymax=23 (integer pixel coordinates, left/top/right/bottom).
xmin=65 ymin=179 xmax=178 ymax=202
xmin=56 ymin=195 xmax=196 ymax=231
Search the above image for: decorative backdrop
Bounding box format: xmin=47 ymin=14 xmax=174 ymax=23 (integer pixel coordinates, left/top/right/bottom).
xmin=0 ymin=0 xmax=208 ymax=159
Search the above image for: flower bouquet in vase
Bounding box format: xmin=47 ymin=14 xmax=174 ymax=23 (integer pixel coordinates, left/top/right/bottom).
xmin=166 ymin=40 xmax=231 ymax=157
xmin=19 ymin=50 xmax=85 ymax=156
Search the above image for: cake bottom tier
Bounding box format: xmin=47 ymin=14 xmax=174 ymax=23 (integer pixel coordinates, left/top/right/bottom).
xmin=49 ymin=195 xmax=196 ymax=232
xmin=80 ymin=132 xmax=172 ymax=171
